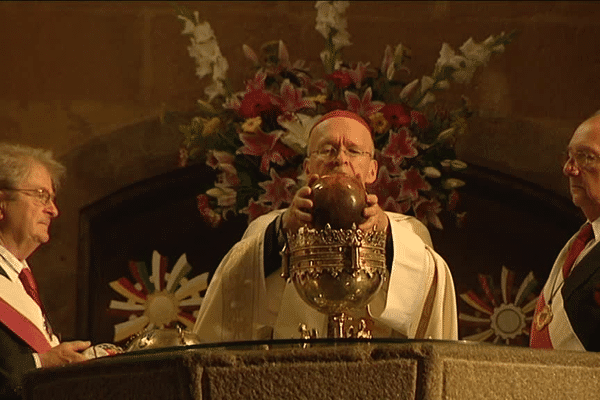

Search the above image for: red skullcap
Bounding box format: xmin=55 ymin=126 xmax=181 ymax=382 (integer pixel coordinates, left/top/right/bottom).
xmin=309 ymin=110 xmax=372 ymax=137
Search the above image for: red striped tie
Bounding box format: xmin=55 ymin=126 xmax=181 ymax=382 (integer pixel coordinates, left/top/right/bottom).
xmin=19 ymin=268 xmax=44 ymax=310
xmin=562 ymin=223 xmax=593 ymax=278
xmin=19 ymin=268 xmax=54 ymax=337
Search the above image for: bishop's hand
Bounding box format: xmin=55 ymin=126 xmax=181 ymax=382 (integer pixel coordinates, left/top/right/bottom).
xmin=359 ymin=193 xmax=389 ymax=233
xmin=281 ymin=174 xmax=319 ymax=235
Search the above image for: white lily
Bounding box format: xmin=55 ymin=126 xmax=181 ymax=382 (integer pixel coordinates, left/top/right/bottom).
xmin=434 ymin=80 xmax=450 ymax=90
xmin=416 ymin=92 xmax=436 ymax=109
xmin=278 ymin=114 xmax=323 ymax=154
xmin=424 ymin=166 xmax=442 ymax=178
xmin=436 ymin=43 xmax=468 ymax=72
xmin=436 ymin=128 xmax=455 ymax=143
xmin=205 ymin=81 xmax=226 ymax=102
xmin=450 ymin=160 xmax=468 ymax=170
xmin=191 ymin=21 xmax=216 ymax=43
xmin=452 ymin=62 xmax=478 ymax=84
xmin=460 ymin=37 xmax=491 ymax=65
xmin=331 ymin=29 xmax=352 ymax=49
xmin=242 ymin=44 xmax=260 ymax=64
xmin=206 ymin=184 xmax=237 ymax=207
xmin=212 ymin=55 xmax=229 ymax=81
xmin=420 ymin=76 xmax=435 ymax=92
xmin=315 ymin=1 xmax=351 ymax=50
xmin=179 ymin=11 xmax=228 ymax=100
xmin=443 ymin=178 xmax=466 ymax=189
xmin=400 ymin=78 xmax=419 ymax=102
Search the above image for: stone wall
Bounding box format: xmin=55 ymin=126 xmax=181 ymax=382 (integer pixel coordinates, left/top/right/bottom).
xmin=0 ymin=1 xmax=599 ymax=339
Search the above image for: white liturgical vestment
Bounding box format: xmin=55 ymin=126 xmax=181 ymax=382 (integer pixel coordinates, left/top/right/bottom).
xmin=193 ymin=210 xmax=458 ymax=342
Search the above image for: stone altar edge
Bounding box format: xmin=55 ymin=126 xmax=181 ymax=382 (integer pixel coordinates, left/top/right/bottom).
xmin=21 ymin=340 xmax=600 ymax=400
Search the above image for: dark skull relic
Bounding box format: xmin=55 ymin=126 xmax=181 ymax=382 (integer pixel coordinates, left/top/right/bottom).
xmin=311 ymin=174 xmax=367 ymax=230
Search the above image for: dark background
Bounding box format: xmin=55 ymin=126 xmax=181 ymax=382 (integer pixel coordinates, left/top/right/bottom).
xmin=78 ymin=163 xmax=581 ymax=345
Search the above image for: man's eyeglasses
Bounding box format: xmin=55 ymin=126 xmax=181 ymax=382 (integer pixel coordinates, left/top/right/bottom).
xmin=310 ymin=145 xmax=373 ymax=160
xmin=2 ymin=188 xmax=56 ymax=206
xmin=562 ymin=151 xmax=600 ymax=170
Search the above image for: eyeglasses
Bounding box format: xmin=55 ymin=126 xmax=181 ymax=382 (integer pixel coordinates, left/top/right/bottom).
xmin=310 ymin=145 xmax=373 ymax=160
xmin=2 ymin=188 xmax=56 ymax=206
xmin=562 ymin=151 xmax=600 ymax=170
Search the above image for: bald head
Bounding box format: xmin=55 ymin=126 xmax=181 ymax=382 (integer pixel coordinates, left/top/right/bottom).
xmin=308 ymin=111 xmax=373 ymax=151
xmin=564 ymin=114 xmax=600 ymax=221
xmin=576 ymin=114 xmax=600 ymax=137
xmin=308 ymin=116 xmax=375 ymax=156
xmin=304 ymin=114 xmax=378 ymax=186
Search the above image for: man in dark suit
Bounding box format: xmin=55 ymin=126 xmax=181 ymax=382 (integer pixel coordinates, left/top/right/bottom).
xmin=0 ymin=143 xmax=91 ymax=399
xmin=530 ymin=113 xmax=600 ymax=350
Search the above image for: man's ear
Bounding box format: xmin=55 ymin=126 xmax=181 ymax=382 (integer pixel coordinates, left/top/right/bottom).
xmin=365 ymin=158 xmax=378 ymax=185
xmin=303 ymin=158 xmax=310 ymax=176
xmin=0 ymin=191 xmax=8 ymax=220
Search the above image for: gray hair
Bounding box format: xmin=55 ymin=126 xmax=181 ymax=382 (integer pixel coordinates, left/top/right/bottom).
xmin=0 ymin=143 xmax=66 ymax=194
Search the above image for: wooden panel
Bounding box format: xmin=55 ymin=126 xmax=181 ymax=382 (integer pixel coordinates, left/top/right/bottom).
xmin=77 ymin=164 xmax=248 ymax=343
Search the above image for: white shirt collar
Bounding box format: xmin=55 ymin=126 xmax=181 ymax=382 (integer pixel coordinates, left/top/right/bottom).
xmin=589 ymin=217 xmax=600 ymax=241
xmin=0 ymin=244 xmax=27 ymax=280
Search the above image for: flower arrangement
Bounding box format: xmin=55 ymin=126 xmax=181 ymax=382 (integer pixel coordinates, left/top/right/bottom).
xmin=175 ymin=1 xmax=515 ymax=229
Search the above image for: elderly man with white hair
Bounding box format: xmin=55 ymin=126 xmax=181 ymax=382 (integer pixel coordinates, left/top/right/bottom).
xmin=0 ymin=143 xmax=91 ymax=399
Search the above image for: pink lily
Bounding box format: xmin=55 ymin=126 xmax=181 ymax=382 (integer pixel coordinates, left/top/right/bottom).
xmin=206 ymin=150 xmax=235 ymax=169
xmin=278 ymin=40 xmax=292 ymax=71
xmin=258 ymin=169 xmax=296 ymax=209
xmin=223 ymin=94 xmax=242 ymax=112
xmin=196 ymin=194 xmax=222 ymax=228
xmin=206 ymin=150 xmax=240 ymax=187
xmin=266 ymin=40 xmax=293 ymax=75
xmin=298 ymin=74 xmax=328 ymax=94
xmin=245 ymin=71 xmax=268 ymax=91
xmin=381 ymin=128 xmax=419 ymax=165
xmin=382 ymin=196 xmax=411 ymax=214
xmin=242 ymin=44 xmax=260 ymax=65
xmin=380 ymin=45 xmax=394 ymax=79
xmin=275 ymin=79 xmax=316 ymax=113
xmin=178 ymin=147 xmax=189 ymax=168
xmin=414 ymin=197 xmax=443 ymax=229
xmin=238 ymin=130 xmax=297 ymax=174
xmin=399 ymin=167 xmax=431 ymax=201
xmin=367 ymin=166 xmax=403 ymax=204
xmin=344 ymin=87 xmax=384 ymax=118
xmin=349 ymin=61 xmax=369 ymax=88
xmin=242 ymin=198 xmax=274 ymax=224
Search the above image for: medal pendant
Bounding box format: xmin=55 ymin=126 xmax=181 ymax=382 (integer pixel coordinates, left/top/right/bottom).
xmin=534 ymin=304 xmax=553 ymax=331
xmin=44 ymin=319 xmax=53 ymax=338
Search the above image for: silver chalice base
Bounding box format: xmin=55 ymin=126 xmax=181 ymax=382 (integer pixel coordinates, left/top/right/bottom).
xmin=126 ymin=325 xmax=202 ymax=352
xmin=283 ymin=224 xmax=388 ymax=338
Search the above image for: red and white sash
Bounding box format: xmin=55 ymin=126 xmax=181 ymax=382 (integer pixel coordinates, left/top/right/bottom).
xmin=534 ymin=234 xmax=585 ymax=351
xmin=0 ymin=270 xmax=57 ymax=353
xmin=0 ymin=297 xmax=52 ymax=353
